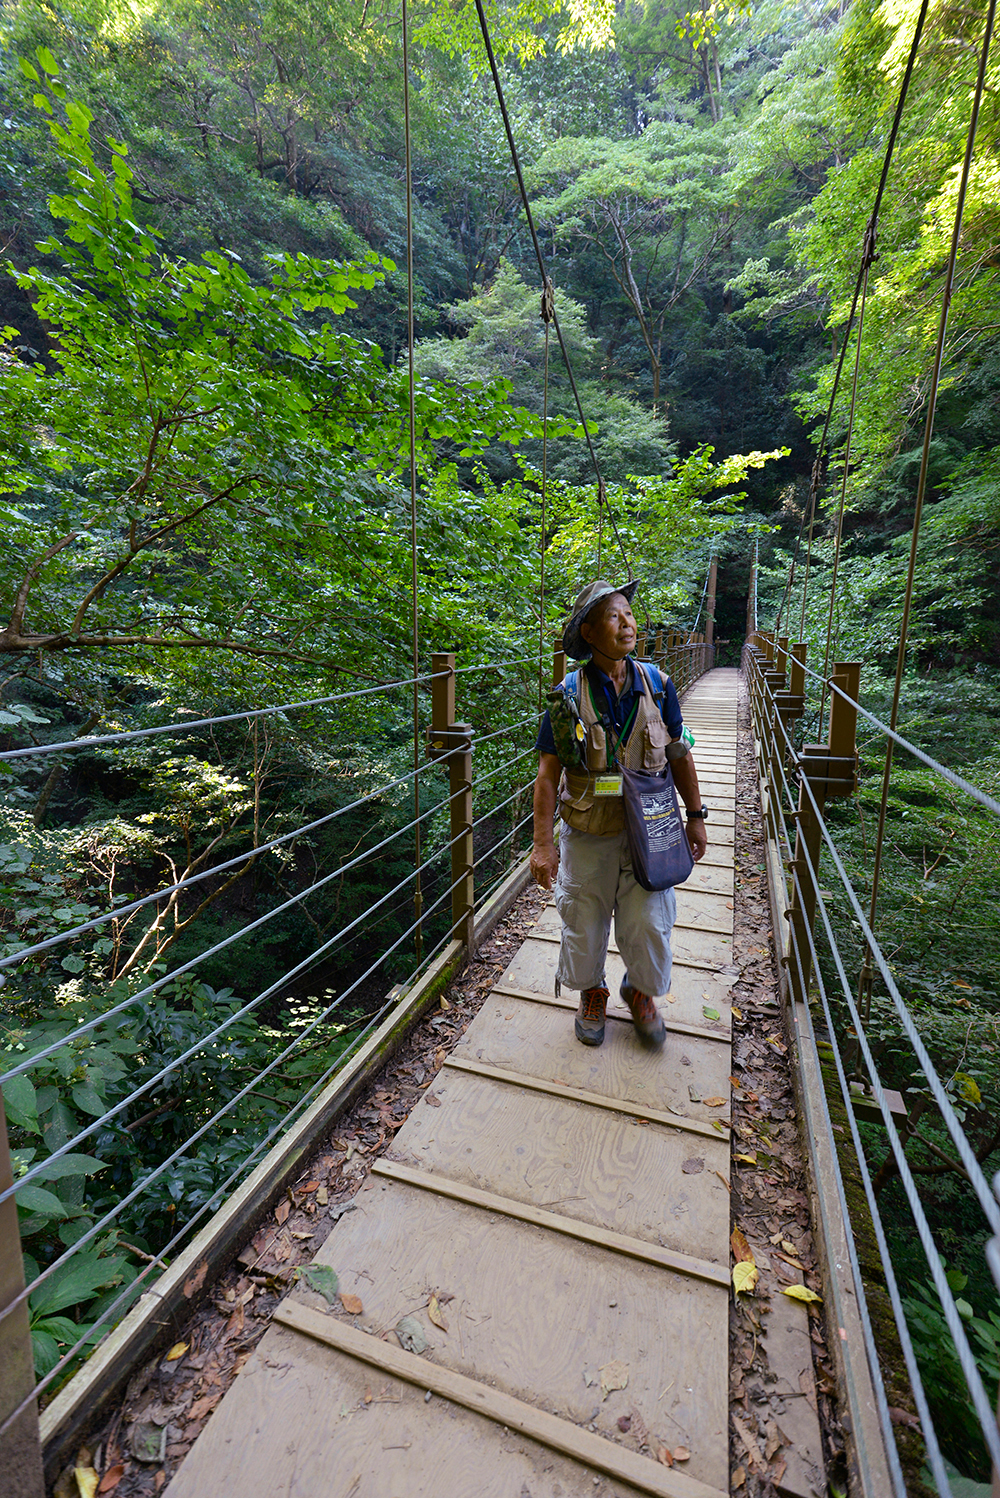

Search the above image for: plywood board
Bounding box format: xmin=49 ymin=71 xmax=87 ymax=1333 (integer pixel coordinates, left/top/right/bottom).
xmin=497 ymin=940 xmax=736 ymax=1035
xmin=284 ymin=1176 xmax=729 ymax=1490
xmin=454 ymin=993 xmax=733 ymax=1122
xmin=388 ymin=1067 xmax=730 ymax=1262
xmin=164 ymin=1317 xmax=660 ymax=1498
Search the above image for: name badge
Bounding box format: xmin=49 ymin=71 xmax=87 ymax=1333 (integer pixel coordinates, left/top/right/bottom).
xmin=593 ymin=774 xmax=623 ymax=798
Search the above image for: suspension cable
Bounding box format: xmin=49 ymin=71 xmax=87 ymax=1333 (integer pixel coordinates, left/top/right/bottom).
xmin=401 ymin=0 xmax=423 ymax=960
xmin=863 ymin=0 xmax=997 ymax=996
xmin=539 ymin=282 xmax=552 ymax=711
xmin=471 ymin=0 xmax=632 ymax=581
xmin=775 ymin=0 xmax=931 ymax=639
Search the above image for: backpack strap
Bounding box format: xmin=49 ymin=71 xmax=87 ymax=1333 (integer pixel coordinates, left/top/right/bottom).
xmin=635 ymin=659 xmax=667 ymax=713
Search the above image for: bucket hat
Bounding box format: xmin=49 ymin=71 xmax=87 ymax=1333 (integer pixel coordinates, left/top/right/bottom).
xmin=562 ymin=578 xmax=640 ymax=660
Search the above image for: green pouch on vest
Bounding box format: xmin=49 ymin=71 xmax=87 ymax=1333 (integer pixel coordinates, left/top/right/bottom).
xmin=546 ymin=686 xmax=588 ymax=771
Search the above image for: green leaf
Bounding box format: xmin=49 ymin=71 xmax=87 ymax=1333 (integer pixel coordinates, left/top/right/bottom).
xmin=19 ymin=58 xmax=40 ymax=82
xmin=61 ymin=954 xmax=86 ymax=974
xmin=702 ymin=1006 xmax=721 ymax=1021
xmin=298 ymin=1263 xmax=339 ymax=1305
xmin=3 ymin=1073 xmax=39 ymax=1133
xmin=71 ymin=1083 xmax=105 ymax=1117
xmin=31 ymin=1152 xmax=108 ymax=1182
xmin=16 ymin=1183 xmax=68 ymax=1219
xmin=29 ymin=1255 xmax=127 ymax=1317
xmin=35 ymin=45 xmax=59 ymax=76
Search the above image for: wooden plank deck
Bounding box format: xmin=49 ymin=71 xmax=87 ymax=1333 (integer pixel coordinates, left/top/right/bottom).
xmin=165 ymin=668 xmax=739 ymax=1498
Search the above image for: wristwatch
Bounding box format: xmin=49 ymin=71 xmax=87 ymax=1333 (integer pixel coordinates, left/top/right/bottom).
xmin=685 ymin=805 xmax=708 ymax=820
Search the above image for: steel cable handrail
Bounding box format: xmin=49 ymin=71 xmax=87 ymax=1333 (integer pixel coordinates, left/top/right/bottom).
xmin=475 ymin=714 xmax=537 ymax=745
xmin=472 ymin=809 xmax=533 ymax=871
xmin=752 ymin=661 xmax=1000 ymax=1484
xmin=0 ymin=784 xmax=454 ymax=1085
xmin=0 ymin=809 xmax=458 ymax=1192
xmin=0 ymin=866 xmax=467 ymax=1324
xmin=762 ymin=679 xmax=1000 ymax=1232
xmin=3 ymin=766 xmax=533 ymax=1192
xmin=0 ymin=758 xmax=444 ymax=973
xmin=0 ymin=673 xmax=448 ymax=763
xmin=759 ymin=727 xmax=942 ymax=1491
xmin=0 ymin=874 xmax=469 ymax=1430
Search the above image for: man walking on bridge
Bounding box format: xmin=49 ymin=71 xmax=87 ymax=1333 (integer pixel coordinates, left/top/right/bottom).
xmin=529 ymin=580 xmax=707 ymax=1048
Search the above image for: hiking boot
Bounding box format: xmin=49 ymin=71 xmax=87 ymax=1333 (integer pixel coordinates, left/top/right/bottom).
xmin=621 ymin=980 xmax=666 ymax=1046
xmin=575 ymin=986 xmax=609 ymax=1046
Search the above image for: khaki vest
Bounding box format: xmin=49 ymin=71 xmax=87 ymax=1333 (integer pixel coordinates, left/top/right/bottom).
xmin=558 ymin=660 xmax=670 ymax=836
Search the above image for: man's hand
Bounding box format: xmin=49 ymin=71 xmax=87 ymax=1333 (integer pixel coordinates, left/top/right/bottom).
xmin=530 ymin=843 xmax=560 ymax=889
xmin=686 ymin=817 xmax=708 ymax=862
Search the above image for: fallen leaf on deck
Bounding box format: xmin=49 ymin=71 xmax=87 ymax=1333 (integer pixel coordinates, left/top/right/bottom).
xmin=164 ymin=1342 xmax=188 ymax=1361
xmin=731 ymin=1006 xmax=742 ymax=1019
xmin=599 ymin=1358 xmax=629 ymax=1399
xmin=673 ymin=1447 xmax=690 ymax=1462
xmin=778 ymin=1282 xmax=820 ymax=1306
xmin=74 ymin=1466 xmax=99 ymax=1498
xmin=688 ymin=1085 xmax=702 ymax=1102
xmin=427 ymin=1294 xmax=448 ymax=1331
xmin=617 ymin=1415 xmax=631 ymax=1432
xmin=704 ymin=1097 xmax=726 ymax=1107
xmin=702 ymin=1006 xmax=720 ymax=1021
xmin=340 ymin=1293 xmax=364 ymax=1315
xmin=97 ymin=1465 xmax=125 ymax=1494
xmin=426 ymin=1094 xmax=442 ymax=1107
xmin=129 ymin=1422 xmax=167 ymax=1464
xmin=182 ymin=1260 xmax=208 ymax=1298
xmin=783 ymin=1285 xmax=822 ymax=1303
xmin=730 ymin=1227 xmax=753 ymax=1263
xmin=657 ymin=1443 xmax=673 ymax=1466
xmin=764 ymin=1419 xmax=783 ymax=1460
xmin=434 ymin=1047 xmax=447 ymax=1068
xmin=735 ymin=1152 xmax=757 ymax=1165
xmin=188 ymin=1393 xmax=221 ymax=1423
xmin=681 ymin=1157 xmax=704 ymax=1174
xmin=663 ymin=992 xmax=677 ymax=1004
xmin=732 ymin=1261 xmax=759 ymax=1296
xmin=732 ymin=1413 xmax=765 ymax=1472
xmin=395 ymin=1316 xmax=429 ymax=1354
xmin=299 ymin=1263 xmax=340 ymax=1304
xmin=274 ymin=1199 xmax=290 ymax=1225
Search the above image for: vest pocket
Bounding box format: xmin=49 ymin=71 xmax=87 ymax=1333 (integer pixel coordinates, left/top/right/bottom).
xmin=643 ymin=718 xmax=668 ymax=770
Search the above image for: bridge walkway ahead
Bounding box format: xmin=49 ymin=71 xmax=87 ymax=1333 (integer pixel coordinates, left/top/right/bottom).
xmin=165 ymin=668 xmax=739 ymax=1498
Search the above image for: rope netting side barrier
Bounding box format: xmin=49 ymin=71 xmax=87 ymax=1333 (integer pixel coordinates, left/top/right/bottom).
xmin=744 ymin=635 xmax=1000 ymax=1497
xmin=0 ymin=646 xmax=544 ymax=1455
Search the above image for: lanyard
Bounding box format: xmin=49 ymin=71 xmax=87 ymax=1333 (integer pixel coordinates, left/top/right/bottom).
xmin=587 ymin=678 xmax=638 ymax=767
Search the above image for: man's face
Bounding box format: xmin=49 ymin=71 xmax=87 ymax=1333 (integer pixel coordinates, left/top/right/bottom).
xmin=580 ymin=593 xmax=637 ymax=660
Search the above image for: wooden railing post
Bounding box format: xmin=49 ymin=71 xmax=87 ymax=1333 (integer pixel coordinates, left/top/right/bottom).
xmin=552 ymin=635 xmax=566 ymax=687
xmin=785 ymin=659 xmax=859 ymax=1008
xmin=1 ymin=1090 xmax=45 ymax=1498
xmin=428 ymin=653 xmax=474 ymax=956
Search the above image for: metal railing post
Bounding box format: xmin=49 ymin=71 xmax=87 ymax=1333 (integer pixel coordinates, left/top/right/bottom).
xmin=1 ymin=1089 xmax=45 ymax=1498
xmin=428 ymin=653 xmax=474 ymax=956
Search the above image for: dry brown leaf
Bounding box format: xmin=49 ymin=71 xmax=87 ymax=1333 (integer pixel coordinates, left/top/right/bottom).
xmin=425 ymin=1094 xmax=442 ymax=1107
xmin=427 ymin=1294 xmax=449 ymax=1332
xmin=291 ymin=1231 xmax=314 ymax=1240
xmin=97 ymin=1465 xmax=125 ymax=1495
xmin=673 ymin=1447 xmax=691 ymax=1462
xmin=732 ymin=1464 xmax=746 ymax=1489
xmin=656 ymin=1443 xmax=673 ymax=1467
xmin=340 ymin=1293 xmax=364 ymax=1316
xmin=315 ymin=1187 xmax=328 ymax=1206
xmin=187 ymin=1394 xmax=221 ymax=1423
xmin=730 ymin=1228 xmax=753 ymax=1264
xmin=732 ymin=1413 xmax=765 ymax=1473
xmin=274 ymin=1199 xmax=290 ymax=1225
xmin=224 ymin=1303 xmax=244 ymax=1338
xmin=703 ymin=1097 xmax=727 ymax=1107
xmin=182 ymin=1260 xmax=208 ymax=1298
xmin=681 ymin=1157 xmax=704 ymax=1174
xmin=164 ymin=1342 xmax=188 ymax=1362
xmin=599 ymin=1358 xmax=629 ymax=1399
xmin=299 ymin=1180 xmax=320 ymax=1194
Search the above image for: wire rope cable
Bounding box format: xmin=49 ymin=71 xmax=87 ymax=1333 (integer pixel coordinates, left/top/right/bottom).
xmin=470 ymin=0 xmax=632 ymax=581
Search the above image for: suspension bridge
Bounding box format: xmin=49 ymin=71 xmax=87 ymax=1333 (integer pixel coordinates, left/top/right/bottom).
xmin=4 ymin=0 xmax=1000 ymax=1491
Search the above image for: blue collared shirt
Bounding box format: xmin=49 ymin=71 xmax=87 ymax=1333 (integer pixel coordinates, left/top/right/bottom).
xmin=535 ymin=658 xmax=683 ymax=757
